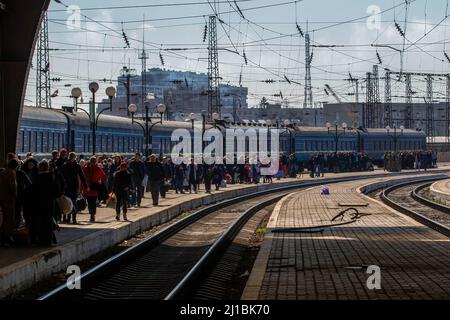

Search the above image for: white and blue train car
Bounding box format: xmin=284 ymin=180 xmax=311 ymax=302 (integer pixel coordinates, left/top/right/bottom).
xmin=17 ymin=106 xmax=193 ymax=158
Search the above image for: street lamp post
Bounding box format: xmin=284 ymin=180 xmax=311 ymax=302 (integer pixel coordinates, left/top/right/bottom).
xmin=128 ymin=103 xmax=166 ymax=156
xmin=145 ymin=93 xmax=155 ymax=157
xmin=120 ymin=66 xmax=136 ymax=116
xmin=71 ymin=84 xmax=115 ymax=155
xmin=326 ymin=121 xmax=348 ymax=154
xmin=89 ymin=82 xmax=99 ymax=155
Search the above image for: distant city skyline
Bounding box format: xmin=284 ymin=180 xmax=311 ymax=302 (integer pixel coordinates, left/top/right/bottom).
xmin=25 ymin=0 xmax=450 ymax=110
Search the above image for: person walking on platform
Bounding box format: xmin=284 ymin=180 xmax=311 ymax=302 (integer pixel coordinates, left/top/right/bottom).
xmin=83 ymin=156 xmax=106 ymax=222
xmin=113 ymin=162 xmax=132 ymax=221
xmin=29 ymin=160 xmax=59 ymax=245
xmin=22 ymin=158 xmax=38 ymax=184
xmin=61 ymin=152 xmax=87 ymax=224
xmin=146 ymin=154 xmax=164 ymax=206
xmin=174 ymin=164 xmax=186 ymax=194
xmin=0 ymin=159 xmax=19 ymax=245
xmin=108 ymin=155 xmax=121 ymax=193
xmin=187 ymin=159 xmax=198 ymax=193
xmin=161 ymin=157 xmax=173 ymax=198
xmin=55 ymin=148 xmax=68 ymax=169
xmin=15 ymin=159 xmax=32 ymax=228
xmin=129 ymin=153 xmax=146 ymax=207
xmin=204 ymin=164 xmax=213 ymax=193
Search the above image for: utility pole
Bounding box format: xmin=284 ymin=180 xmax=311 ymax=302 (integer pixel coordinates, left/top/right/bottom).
xmin=405 ymin=73 xmax=412 ymax=129
xmin=121 ymin=66 xmax=136 ymax=116
xmin=373 ymin=65 xmax=380 ymax=127
xmin=384 ymin=69 xmax=392 ymax=128
xmin=365 ymin=72 xmax=375 ymax=128
xmin=36 ymin=12 xmax=51 ymax=108
xmin=208 ymin=15 xmax=220 ymax=121
xmin=426 ymin=74 xmax=434 ymax=142
xmin=138 ymin=17 xmax=148 ymax=117
xmin=304 ymin=33 xmax=313 ymax=108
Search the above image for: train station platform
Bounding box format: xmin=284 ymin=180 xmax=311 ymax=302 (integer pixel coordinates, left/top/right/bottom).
xmin=430 ymin=178 xmax=450 ymax=206
xmin=0 ymin=173 xmax=359 ymax=298
xmin=242 ymin=172 xmax=450 ymax=300
xmin=1 ymin=167 xmax=450 ymax=299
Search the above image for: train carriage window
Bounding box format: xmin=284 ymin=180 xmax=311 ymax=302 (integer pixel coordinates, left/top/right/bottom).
xmin=33 ymin=131 xmax=37 ymax=152
xmin=39 ymin=131 xmax=44 ymax=153
xmin=28 ymin=131 xmax=31 ymax=152
xmin=45 ymin=131 xmax=49 ymax=152
xmin=20 ymin=130 xmax=25 ymax=153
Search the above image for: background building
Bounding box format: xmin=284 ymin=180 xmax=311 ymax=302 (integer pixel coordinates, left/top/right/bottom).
xmin=98 ymin=67 xmax=248 ymax=121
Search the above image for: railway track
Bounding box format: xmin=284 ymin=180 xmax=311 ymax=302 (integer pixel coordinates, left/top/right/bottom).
xmin=38 ymin=173 xmax=449 ymax=300
xmin=381 ymin=177 xmax=450 ymax=237
xmin=39 ymin=175 xmax=378 ymax=300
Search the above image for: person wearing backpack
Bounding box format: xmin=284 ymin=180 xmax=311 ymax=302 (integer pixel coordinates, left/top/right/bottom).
xmin=0 ymin=159 xmax=18 ymax=245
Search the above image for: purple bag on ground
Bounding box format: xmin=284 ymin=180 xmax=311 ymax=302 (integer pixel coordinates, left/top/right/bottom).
xmin=321 ymin=186 xmax=330 ymax=195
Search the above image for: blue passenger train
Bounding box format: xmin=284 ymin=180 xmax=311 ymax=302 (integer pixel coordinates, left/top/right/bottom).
xmin=17 ymin=106 xmax=427 ymax=165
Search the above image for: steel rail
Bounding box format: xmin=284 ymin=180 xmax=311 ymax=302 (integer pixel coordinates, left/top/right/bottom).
xmin=380 ymin=177 xmax=450 ymax=238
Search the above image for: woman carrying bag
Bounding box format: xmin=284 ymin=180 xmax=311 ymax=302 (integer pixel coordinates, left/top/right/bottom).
xmin=83 ymin=156 xmax=106 ymax=222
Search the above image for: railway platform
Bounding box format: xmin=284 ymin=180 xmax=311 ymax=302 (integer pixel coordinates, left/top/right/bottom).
xmin=2 ymin=176 xmax=304 ymax=298
xmin=430 ymin=178 xmax=450 ymax=206
xmin=1 ymin=167 xmax=450 ymax=299
xmin=242 ymin=172 xmax=450 ymax=300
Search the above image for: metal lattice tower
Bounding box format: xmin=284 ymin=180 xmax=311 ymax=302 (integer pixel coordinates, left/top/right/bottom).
xmin=207 ymin=15 xmax=220 ymax=121
xmin=384 ymin=70 xmax=392 ymax=127
xmin=303 ymin=33 xmax=313 ymax=108
xmin=36 ymin=12 xmax=51 ymax=108
xmin=372 ymin=65 xmax=380 ymax=127
xmin=426 ymin=74 xmax=434 ymax=142
xmin=405 ymin=73 xmax=412 ymax=129
xmin=138 ymin=20 xmax=148 ymax=114
xmin=365 ymin=72 xmax=376 ymax=128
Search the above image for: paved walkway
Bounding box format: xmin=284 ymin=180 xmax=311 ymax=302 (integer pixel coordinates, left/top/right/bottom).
xmin=2 ymin=166 xmax=450 ymax=298
xmin=431 ymin=178 xmax=450 ymax=194
xmin=243 ymin=172 xmax=450 ymax=300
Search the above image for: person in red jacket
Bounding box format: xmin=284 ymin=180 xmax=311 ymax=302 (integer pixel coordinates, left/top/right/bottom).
xmin=83 ymin=156 xmax=106 ymax=222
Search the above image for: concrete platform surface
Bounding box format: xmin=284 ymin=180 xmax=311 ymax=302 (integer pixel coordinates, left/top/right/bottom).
xmin=1 ymin=167 xmax=449 ymax=298
xmin=430 ymin=178 xmax=450 ymax=206
xmin=242 ymin=172 xmax=450 ymax=300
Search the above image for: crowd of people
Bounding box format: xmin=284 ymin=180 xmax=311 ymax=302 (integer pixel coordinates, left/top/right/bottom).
xmin=306 ymin=152 xmax=373 ymax=177
xmin=384 ymin=150 xmax=437 ymax=172
xmin=0 ymin=150 xmax=301 ymax=247
xmin=0 ymin=148 xmax=437 ymax=247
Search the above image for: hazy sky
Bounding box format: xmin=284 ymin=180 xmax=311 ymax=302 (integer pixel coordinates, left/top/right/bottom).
xmin=25 ymin=0 xmax=450 ymax=108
